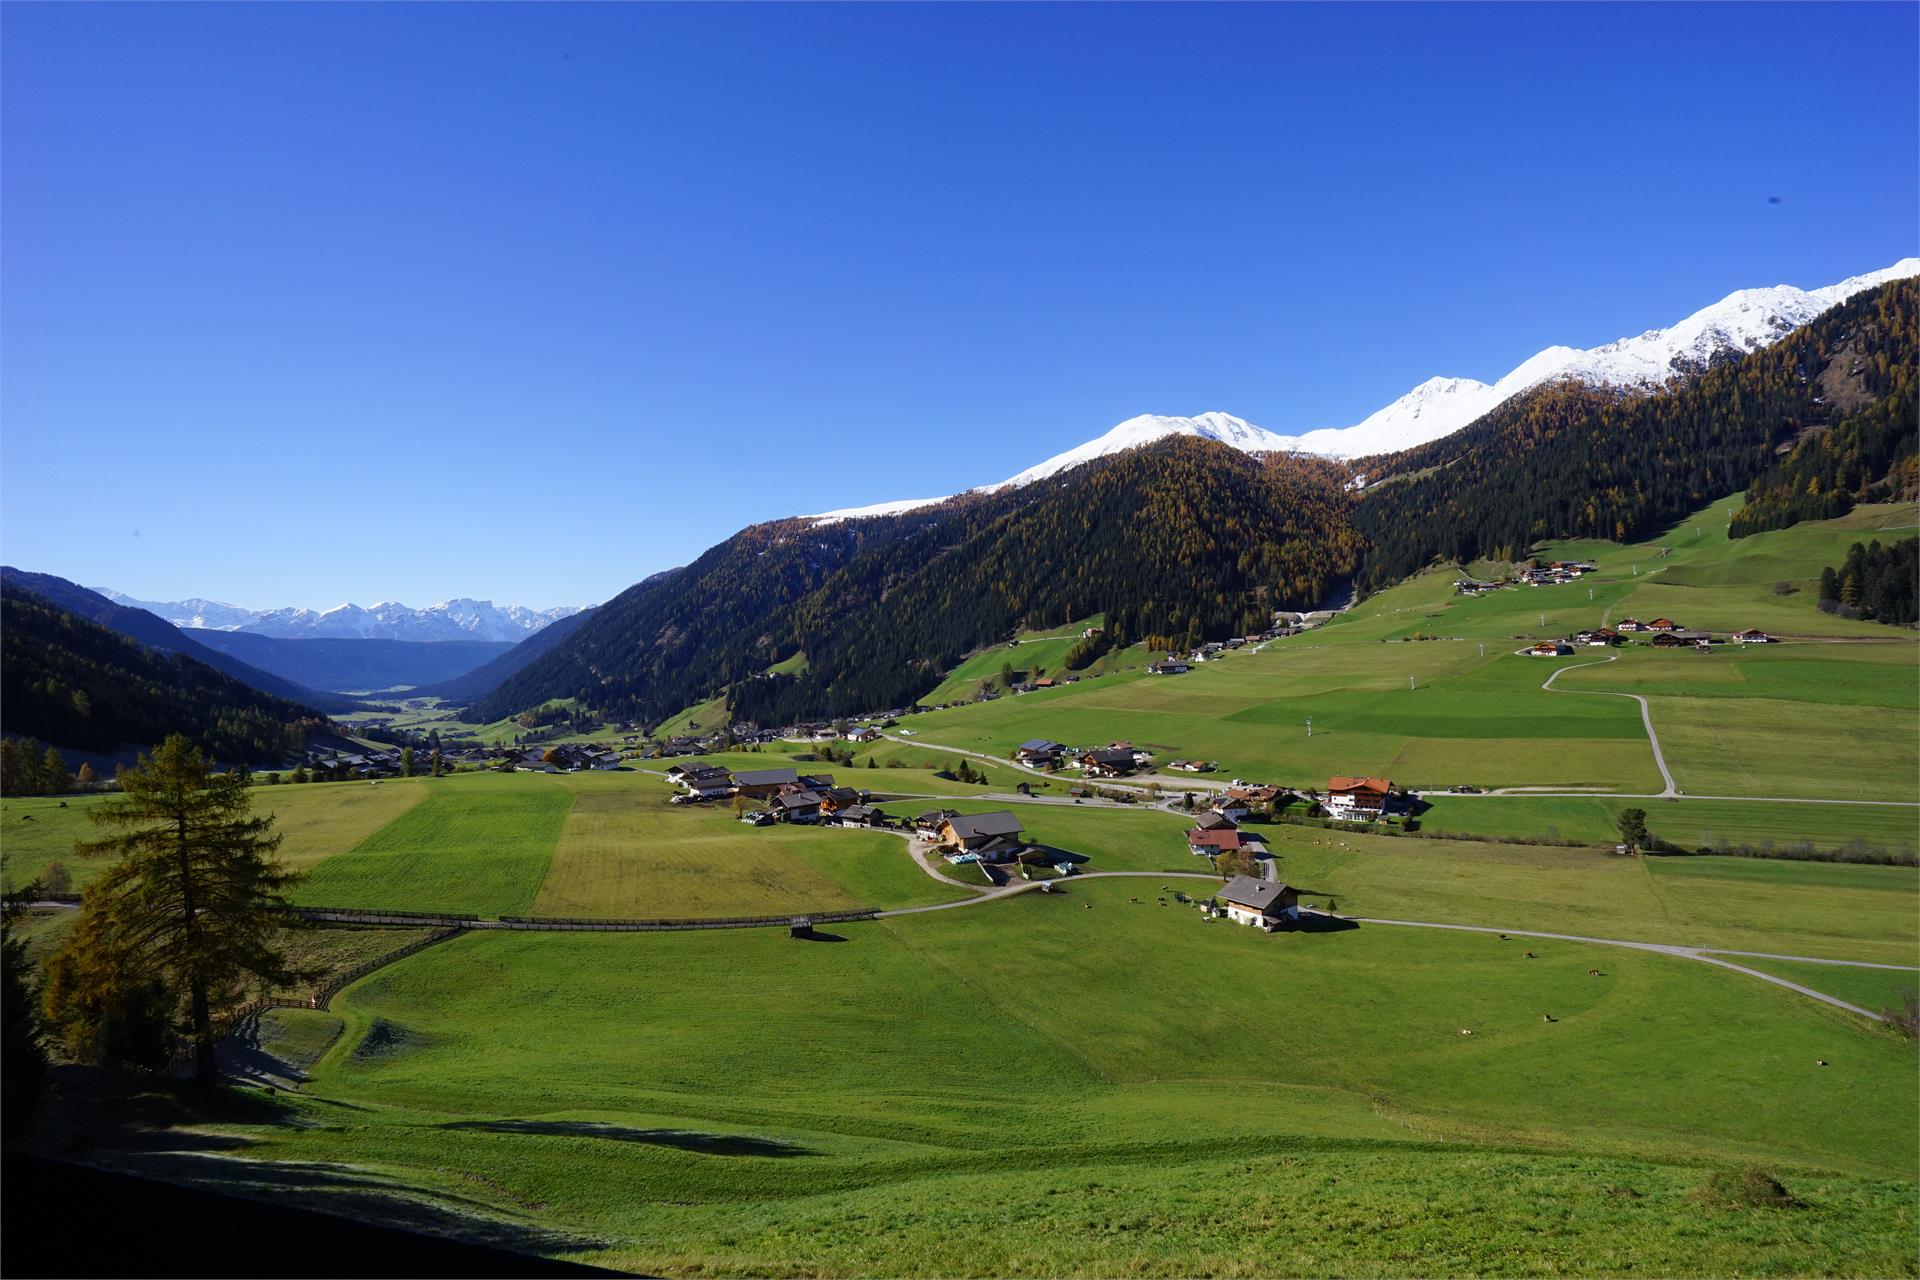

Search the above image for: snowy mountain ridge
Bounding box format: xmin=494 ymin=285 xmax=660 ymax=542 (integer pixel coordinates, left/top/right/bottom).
xmin=95 ymin=591 xmax=588 ymax=643
xmin=806 ymin=256 xmax=1918 ymax=521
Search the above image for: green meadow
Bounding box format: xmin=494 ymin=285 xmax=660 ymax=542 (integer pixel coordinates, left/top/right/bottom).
xmin=1415 ymin=793 xmax=1919 ymax=855
xmin=112 ymin=880 xmax=1918 ymax=1276
xmin=894 ymin=498 xmax=1917 ymax=814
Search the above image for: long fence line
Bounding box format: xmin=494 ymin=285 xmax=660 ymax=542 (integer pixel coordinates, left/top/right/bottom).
xmin=294 ymin=905 xmax=883 ymax=932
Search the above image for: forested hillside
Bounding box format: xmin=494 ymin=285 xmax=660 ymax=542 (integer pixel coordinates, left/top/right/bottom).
xmin=470 ymin=441 xmax=1361 ymax=725
xmin=1354 ymin=278 xmax=1918 ymax=588
xmin=1 ymin=588 xmax=323 ymax=763
xmin=459 ymin=280 xmax=1914 ymax=728
xmin=0 ymin=567 xmax=357 ymax=713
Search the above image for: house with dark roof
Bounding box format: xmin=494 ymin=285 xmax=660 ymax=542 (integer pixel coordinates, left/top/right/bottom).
xmin=1015 ymin=738 xmax=1064 ymax=766
xmin=1732 ymin=628 xmax=1776 ymax=644
xmin=773 ymin=789 xmax=824 ymax=823
xmin=733 ymin=768 xmax=800 ymax=797
xmin=1217 ymin=875 xmax=1299 ymax=930
xmin=1083 ymin=748 xmax=1137 ymax=778
xmin=914 ymin=809 xmax=958 ymax=840
xmin=1191 ymin=809 xmax=1238 ymax=832
xmin=939 ymin=810 xmax=1025 ymax=851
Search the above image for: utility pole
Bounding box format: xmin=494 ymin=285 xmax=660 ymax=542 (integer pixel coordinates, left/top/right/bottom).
xmin=1306 ymin=717 xmax=1312 ymax=738
xmin=1408 ymin=675 xmax=1415 ymax=691
xmin=1478 ymin=642 xmax=1485 ymax=657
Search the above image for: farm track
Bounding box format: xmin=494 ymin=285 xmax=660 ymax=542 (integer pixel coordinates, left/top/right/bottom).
xmin=1539 ymin=655 xmax=1678 ymax=797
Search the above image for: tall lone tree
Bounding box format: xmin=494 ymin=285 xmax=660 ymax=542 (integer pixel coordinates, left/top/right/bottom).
xmin=45 ymin=735 xmax=303 ymax=1087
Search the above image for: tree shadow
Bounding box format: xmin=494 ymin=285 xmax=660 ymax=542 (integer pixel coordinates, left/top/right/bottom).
xmin=441 ymin=1119 xmax=814 ymax=1158
xmin=77 ymin=1148 xmax=612 ymax=1263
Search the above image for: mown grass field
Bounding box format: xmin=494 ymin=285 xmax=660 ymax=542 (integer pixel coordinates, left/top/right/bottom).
xmin=115 ymin=878 xmax=1917 ymax=1276
xmin=295 ymin=774 xmax=572 ymax=915
xmin=893 ymin=498 xmax=1918 ymax=812
xmin=1415 ymin=793 xmax=1919 ymax=856
xmin=530 ymin=774 xmax=968 ymax=918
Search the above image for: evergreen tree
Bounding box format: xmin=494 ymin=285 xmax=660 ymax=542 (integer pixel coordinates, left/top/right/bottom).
xmin=43 ymin=736 xmax=305 ymax=1087
xmin=1 ymin=889 xmax=48 ymax=1132
xmin=40 ymin=747 xmax=70 ymax=796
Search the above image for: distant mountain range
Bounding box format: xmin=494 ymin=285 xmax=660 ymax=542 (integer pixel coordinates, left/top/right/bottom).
xmin=93 ymin=592 xmax=588 ymax=644
xmin=809 ymin=257 xmax=1919 ymax=520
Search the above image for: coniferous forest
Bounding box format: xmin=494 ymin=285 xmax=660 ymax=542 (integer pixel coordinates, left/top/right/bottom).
xmin=0 ymin=588 xmax=317 ymax=766
xmin=1355 ymin=279 xmax=1917 ymax=587
xmin=1818 ymin=538 xmax=1919 ymax=625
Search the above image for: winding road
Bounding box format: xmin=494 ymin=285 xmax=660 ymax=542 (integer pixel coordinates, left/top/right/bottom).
xmin=1539 ymin=654 xmax=1679 ymax=797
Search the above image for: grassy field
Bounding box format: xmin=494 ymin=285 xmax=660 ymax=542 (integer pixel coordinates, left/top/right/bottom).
xmin=295 ymin=774 xmax=573 ymax=915
xmin=889 ymin=498 xmax=1917 ymax=814
xmin=1415 ymin=793 xmax=1919 ymax=856
xmin=96 ymin=878 xmax=1917 ymax=1275
xmin=531 ymin=774 xmax=968 ymax=918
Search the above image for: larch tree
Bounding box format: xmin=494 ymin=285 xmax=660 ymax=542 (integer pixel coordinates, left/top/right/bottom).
xmin=44 ymin=735 xmax=305 ymax=1087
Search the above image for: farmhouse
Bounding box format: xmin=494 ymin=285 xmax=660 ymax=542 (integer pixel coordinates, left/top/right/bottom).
xmin=1324 ymin=775 xmax=1404 ymax=821
xmin=1147 ymin=660 xmax=1190 ymax=675
xmin=1527 ymin=641 xmax=1573 ymax=656
xmin=1651 ymin=630 xmax=1713 ymax=650
xmin=1192 ymin=809 xmax=1238 ymax=831
xmin=1733 ymin=628 xmax=1776 ymax=644
xmin=1167 ymin=759 xmax=1213 ymax=773
xmin=915 ymin=809 xmax=959 ymax=839
xmin=773 ymin=790 xmax=824 ymax=823
xmin=1015 ymin=738 xmax=1065 ymax=766
xmin=1616 ymin=618 xmax=1650 ymax=632
xmin=939 ymin=810 xmax=1025 ymax=851
xmin=1573 ymin=628 xmax=1618 ymax=647
xmin=1083 ymin=748 xmax=1138 ymax=778
xmin=733 ymin=767 xmax=800 ymax=798
xmin=1187 ymin=827 xmax=1264 ymax=857
xmin=845 ymin=726 xmax=880 ymax=743
xmin=1217 ymin=875 xmax=1300 ymax=930
xmin=1217 ymin=784 xmax=1286 ymax=820
xmin=1647 ymin=618 xmax=1681 ymax=632
xmin=677 ymin=767 xmax=736 ymax=800
xmin=834 ymin=804 xmax=886 ymax=828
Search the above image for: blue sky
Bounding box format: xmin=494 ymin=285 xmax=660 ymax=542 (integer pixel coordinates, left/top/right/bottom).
xmin=4 ymin=2 xmax=1914 ymax=611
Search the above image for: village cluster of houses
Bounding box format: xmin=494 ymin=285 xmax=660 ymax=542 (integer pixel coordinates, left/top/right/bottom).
xmin=1527 ymin=618 xmax=1777 ymax=656
xmin=510 ymin=744 xmax=626 ymax=773
xmin=1456 ymin=559 xmax=1599 ymax=595
xmin=1012 ymin=739 xmax=1160 ymax=777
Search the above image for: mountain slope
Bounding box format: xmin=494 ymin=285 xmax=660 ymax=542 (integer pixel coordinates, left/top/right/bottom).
xmin=181 ymin=631 xmax=514 ymax=694
xmin=1354 ymin=277 xmax=1918 ymax=586
xmin=1 ymin=586 xmax=321 ymax=763
xmin=97 ymin=591 xmax=585 ymax=642
xmin=0 ymin=568 xmax=355 ymax=713
xmin=808 ymin=257 xmax=1920 ymax=521
xmin=474 ymin=441 xmax=1361 ymax=726
xmin=409 ymin=605 xmax=600 ymax=704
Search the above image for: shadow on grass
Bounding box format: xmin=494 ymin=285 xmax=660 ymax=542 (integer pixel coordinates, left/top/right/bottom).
xmin=443 ymin=1119 xmax=814 ymax=1157
xmin=793 ymin=928 xmax=848 ymax=942
xmin=1294 ymin=912 xmax=1360 ymax=934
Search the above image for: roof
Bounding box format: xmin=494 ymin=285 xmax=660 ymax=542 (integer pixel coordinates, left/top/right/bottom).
xmin=776 ymin=789 xmax=823 ymax=809
xmin=1187 ymin=828 xmax=1250 ymax=850
xmin=1017 ymin=738 xmax=1062 ymax=753
xmin=733 ymin=768 xmax=799 ymax=787
xmin=943 ymin=810 xmax=1024 ymax=841
xmin=1219 ymin=875 xmax=1294 ymax=913
xmin=1087 ymin=748 xmax=1135 ymax=768
xmin=1193 ymin=811 xmax=1237 ymax=830
xmin=915 ymin=808 xmax=958 ymax=824
xmin=1328 ymin=775 xmax=1393 ymax=794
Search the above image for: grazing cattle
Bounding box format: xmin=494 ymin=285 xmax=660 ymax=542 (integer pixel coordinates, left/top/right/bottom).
xmin=1523 ymin=950 xmax=1536 ymax=958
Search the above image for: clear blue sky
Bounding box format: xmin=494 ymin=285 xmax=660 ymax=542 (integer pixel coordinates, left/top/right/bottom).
xmin=4 ymin=2 xmax=1914 ymax=610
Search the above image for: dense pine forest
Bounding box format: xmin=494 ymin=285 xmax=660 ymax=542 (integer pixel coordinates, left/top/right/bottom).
xmin=1354 ymin=279 xmax=1917 ymax=588
xmin=0 ymin=588 xmax=320 ymax=767
xmin=1819 ymin=538 xmax=1919 ymax=626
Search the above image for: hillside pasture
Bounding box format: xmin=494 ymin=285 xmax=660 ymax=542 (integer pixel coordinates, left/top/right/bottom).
xmin=122 ymin=881 xmax=1919 ymax=1275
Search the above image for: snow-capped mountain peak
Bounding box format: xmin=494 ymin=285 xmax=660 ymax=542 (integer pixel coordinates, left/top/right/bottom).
xmin=801 ymin=256 xmax=1917 ymax=523
xmin=94 ymin=590 xmax=589 ymax=643
xmin=989 ymin=412 xmax=1299 ymax=490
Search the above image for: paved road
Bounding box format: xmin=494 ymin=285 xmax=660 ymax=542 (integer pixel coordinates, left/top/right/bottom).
xmin=1540 ymin=655 xmax=1678 ymax=797
xmin=880 ymin=732 xmax=1225 ymax=800
xmin=1326 ymin=914 xmax=1910 ymax=1021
